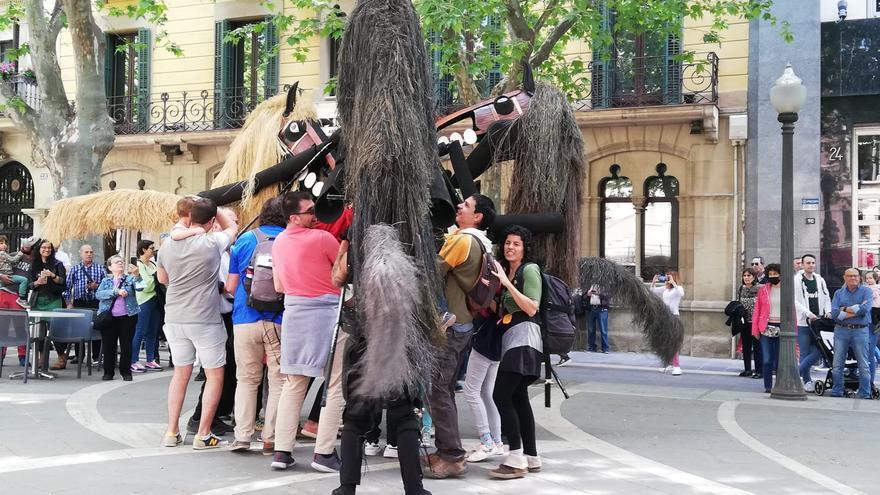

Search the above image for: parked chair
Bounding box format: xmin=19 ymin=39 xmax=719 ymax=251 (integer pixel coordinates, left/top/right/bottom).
xmin=43 ymin=308 xmax=96 ymax=379
xmin=0 ymin=309 xmax=30 ymax=382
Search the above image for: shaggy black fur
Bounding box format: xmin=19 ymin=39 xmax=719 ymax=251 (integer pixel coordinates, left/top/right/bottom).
xmin=336 ymin=0 xmax=444 ymax=395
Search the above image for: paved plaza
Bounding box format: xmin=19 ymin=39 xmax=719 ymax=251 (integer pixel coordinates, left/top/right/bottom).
xmin=1 ymin=349 xmax=878 ymax=494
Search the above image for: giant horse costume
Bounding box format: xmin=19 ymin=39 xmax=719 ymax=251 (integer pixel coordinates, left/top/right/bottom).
xmin=42 ymin=0 xmax=683 ymax=405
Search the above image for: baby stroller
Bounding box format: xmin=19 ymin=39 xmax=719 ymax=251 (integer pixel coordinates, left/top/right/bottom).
xmin=809 ymin=317 xmax=880 ymax=398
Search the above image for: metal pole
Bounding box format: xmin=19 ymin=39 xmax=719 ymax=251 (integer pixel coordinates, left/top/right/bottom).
xmin=771 ymin=112 xmax=807 ymax=401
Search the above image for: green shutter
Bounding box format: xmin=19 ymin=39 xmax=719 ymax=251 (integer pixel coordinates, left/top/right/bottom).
xmin=263 ymin=16 xmax=279 ymax=99
xmin=135 ymin=28 xmax=151 ymax=132
xmin=663 ymin=32 xmax=682 ymax=105
xmin=103 ymin=33 xmax=115 ymax=98
xmin=428 ymin=30 xmax=453 ymax=108
xmin=485 ymin=16 xmax=502 ymax=96
xmin=591 ymin=1 xmax=612 ymax=108
xmin=214 ymin=20 xmax=233 ymax=129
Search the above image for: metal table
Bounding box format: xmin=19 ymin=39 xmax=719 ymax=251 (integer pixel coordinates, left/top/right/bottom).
xmin=9 ymin=310 xmax=86 ymax=381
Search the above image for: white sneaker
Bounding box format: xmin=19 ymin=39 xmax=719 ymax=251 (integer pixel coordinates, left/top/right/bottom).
xmin=383 ymin=444 xmax=398 ymax=458
xmin=467 ymin=442 xmax=504 ymax=462
xmin=803 ymin=380 xmax=813 ymax=392
xmin=659 ymin=366 xmax=672 ymax=373
xmin=671 ymin=367 xmax=682 ymax=376
xmin=364 ymin=441 xmax=383 ymax=456
xmin=526 ymin=454 xmax=542 ymax=473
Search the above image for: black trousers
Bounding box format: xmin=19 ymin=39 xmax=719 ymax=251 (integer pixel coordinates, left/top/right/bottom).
xmin=739 ymin=321 xmax=761 ymax=373
xmin=365 ymin=407 xmax=400 ymax=445
xmin=339 ymin=330 xmax=425 ymax=495
xmin=493 ymin=370 xmax=537 ymax=455
xmin=102 ymin=314 xmax=136 ymax=378
xmin=192 ymin=312 xmax=237 ymax=419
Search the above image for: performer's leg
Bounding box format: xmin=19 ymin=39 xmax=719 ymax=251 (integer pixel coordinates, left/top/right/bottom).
xmin=338 ymin=400 xmax=379 ymax=493
xmin=389 ymin=394 xmax=428 ymax=495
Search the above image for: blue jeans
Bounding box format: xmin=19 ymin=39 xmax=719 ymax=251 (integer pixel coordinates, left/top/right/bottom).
xmin=797 ymin=325 xmax=822 ymax=384
xmin=587 ymin=308 xmax=609 ymax=352
xmin=831 ymin=327 xmax=871 ymax=398
xmin=868 ymin=331 xmax=879 ymax=387
xmin=760 ymin=335 xmax=779 ymax=390
xmin=131 ymin=297 xmax=159 ymax=363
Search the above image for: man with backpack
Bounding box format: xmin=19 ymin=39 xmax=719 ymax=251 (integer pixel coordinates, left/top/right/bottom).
xmin=226 ymin=197 xmax=286 ymax=455
xmin=423 ymin=194 xmax=496 ymax=479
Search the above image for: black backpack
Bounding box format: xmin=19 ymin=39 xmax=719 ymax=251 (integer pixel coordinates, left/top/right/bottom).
xmin=540 ymin=272 xmax=577 ymax=355
xmin=513 ymin=263 xmax=576 ymax=355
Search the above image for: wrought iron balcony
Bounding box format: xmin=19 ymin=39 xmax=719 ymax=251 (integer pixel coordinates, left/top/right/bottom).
xmin=0 ymin=74 xmax=41 ymax=117
xmin=575 ymin=52 xmax=718 ymax=111
xmin=109 ymin=86 xmax=281 ymax=135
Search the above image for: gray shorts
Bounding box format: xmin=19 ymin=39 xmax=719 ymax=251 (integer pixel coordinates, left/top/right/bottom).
xmin=163 ymin=322 xmax=227 ymax=369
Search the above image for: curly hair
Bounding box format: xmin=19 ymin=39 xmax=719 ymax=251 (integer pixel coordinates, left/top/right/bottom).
xmin=498 ymin=224 xmax=534 ymax=273
xmin=765 ymin=263 xmax=782 ymax=276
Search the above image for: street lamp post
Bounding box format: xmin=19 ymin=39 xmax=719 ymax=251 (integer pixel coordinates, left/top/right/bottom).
xmin=770 ymin=63 xmax=808 ymax=401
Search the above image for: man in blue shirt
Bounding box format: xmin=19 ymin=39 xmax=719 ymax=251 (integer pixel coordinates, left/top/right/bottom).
xmin=225 ymin=198 xmax=286 ymax=454
xmin=829 ymin=268 xmax=873 ymax=398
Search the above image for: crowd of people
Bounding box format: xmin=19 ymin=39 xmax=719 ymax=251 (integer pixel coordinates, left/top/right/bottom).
xmin=730 ymin=254 xmax=880 ymax=398
xmin=8 ymin=189 xmax=880 ymax=493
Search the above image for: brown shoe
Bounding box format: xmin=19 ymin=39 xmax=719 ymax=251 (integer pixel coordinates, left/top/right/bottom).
xmin=262 ymin=441 xmax=275 ymax=456
xmin=300 ymin=420 xmax=318 ymax=439
xmin=421 ymin=453 xmax=467 ymax=479
xmin=50 ymin=355 xmax=67 ymax=370
xmin=488 ymin=463 xmax=528 ymax=479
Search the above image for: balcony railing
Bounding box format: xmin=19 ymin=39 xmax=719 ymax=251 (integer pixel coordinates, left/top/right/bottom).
xmin=574 ymin=52 xmax=718 ymax=111
xmin=0 ymin=74 xmax=41 ymax=117
xmin=109 ymin=86 xmax=281 ymax=135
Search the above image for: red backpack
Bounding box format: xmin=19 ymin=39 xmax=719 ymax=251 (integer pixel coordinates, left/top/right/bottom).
xmin=465 ymin=234 xmax=501 ymax=311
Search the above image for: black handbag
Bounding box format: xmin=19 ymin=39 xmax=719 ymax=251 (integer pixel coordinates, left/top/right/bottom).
xmin=93 ymin=309 xmax=113 ymax=332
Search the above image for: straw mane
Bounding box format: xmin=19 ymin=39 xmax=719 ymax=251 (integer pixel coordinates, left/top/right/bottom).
xmin=41 ymin=189 xmax=180 ymax=245
xmin=210 ymin=90 xmax=318 ymax=222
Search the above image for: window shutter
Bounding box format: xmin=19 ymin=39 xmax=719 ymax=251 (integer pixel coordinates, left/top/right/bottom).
xmin=591 ymin=1 xmax=612 ymax=108
xmin=103 ymin=33 xmax=115 ymax=98
xmin=485 ymin=16 xmax=502 ymax=96
xmin=214 ymin=20 xmax=233 ymax=129
xmin=428 ymin=30 xmax=453 ymax=109
xmin=263 ymin=16 xmax=279 ymax=99
xmin=663 ymin=32 xmax=681 ymax=105
xmin=135 ymin=28 xmax=151 ymax=133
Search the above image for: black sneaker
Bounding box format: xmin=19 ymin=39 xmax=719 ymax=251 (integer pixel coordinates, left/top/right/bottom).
xmin=194 ymin=368 xmax=206 ymax=382
xmin=557 ymin=356 xmax=571 ymax=367
xmin=271 ymin=451 xmax=296 ymax=470
xmin=187 ymin=417 xmax=200 ymax=434
xmin=212 ymin=419 xmax=235 ymax=435
xmin=311 ymin=450 xmax=342 ymax=473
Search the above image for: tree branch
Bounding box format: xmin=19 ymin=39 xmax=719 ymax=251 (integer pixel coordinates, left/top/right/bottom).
xmin=505 ymin=0 xmax=534 ymax=42
xmin=530 ymin=16 xmax=576 ymax=67
xmin=25 ymin=0 xmax=71 ymax=118
xmin=61 ymin=0 xmax=111 ymax=125
xmin=533 ymin=0 xmax=561 ymax=35
xmin=48 ymin=0 xmax=64 ymax=39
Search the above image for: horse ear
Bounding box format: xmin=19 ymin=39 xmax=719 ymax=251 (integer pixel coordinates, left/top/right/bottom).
xmin=521 ymin=61 xmax=535 ymax=94
xmin=283 ymin=82 xmax=299 ymax=117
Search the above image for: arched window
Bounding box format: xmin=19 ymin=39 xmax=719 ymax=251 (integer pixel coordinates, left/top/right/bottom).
xmin=599 ymin=164 xmax=636 ymax=271
xmin=641 ymin=163 xmax=679 ymax=278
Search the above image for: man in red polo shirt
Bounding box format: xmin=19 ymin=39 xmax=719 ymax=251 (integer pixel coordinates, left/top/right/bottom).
xmin=269 ymin=191 xmax=343 ymax=472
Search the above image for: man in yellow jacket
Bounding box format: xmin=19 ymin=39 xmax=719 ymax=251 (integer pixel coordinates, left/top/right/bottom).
xmin=422 ymin=194 xmax=495 ymax=479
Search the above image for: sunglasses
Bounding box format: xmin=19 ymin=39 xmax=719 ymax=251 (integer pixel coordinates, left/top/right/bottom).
xmin=751 ymin=262 xmax=761 ymax=266
xmin=295 ymin=207 xmax=315 ymax=215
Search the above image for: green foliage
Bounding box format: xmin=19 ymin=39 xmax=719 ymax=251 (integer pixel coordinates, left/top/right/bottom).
xmin=96 ymin=0 xmax=182 ymax=56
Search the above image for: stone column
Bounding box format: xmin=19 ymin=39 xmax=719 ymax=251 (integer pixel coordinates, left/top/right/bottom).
xmin=745 ymin=0 xmax=821 ymax=263
xmin=631 ymin=196 xmax=646 ymax=277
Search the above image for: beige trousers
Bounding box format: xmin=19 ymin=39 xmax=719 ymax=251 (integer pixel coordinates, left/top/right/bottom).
xmin=274 ymin=374 xmax=311 ymax=452
xmin=232 ymin=321 xmax=283 ymax=443
xmin=314 ymin=331 xmax=348 ymax=454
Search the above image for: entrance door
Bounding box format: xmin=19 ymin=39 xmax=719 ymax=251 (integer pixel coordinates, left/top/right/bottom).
xmin=0 ymin=162 xmax=34 ymax=251
xmin=853 ymin=128 xmax=880 ymax=270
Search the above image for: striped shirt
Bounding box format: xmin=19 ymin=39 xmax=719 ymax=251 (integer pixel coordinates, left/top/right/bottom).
xmin=65 ymin=262 xmax=107 ymax=302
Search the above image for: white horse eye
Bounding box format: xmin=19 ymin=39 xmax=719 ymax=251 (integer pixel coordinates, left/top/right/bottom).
xmin=304 ymin=172 xmax=317 ymax=188
xmin=312 ymin=181 xmax=324 ymax=197
xmin=463 ymin=129 xmax=477 ymax=145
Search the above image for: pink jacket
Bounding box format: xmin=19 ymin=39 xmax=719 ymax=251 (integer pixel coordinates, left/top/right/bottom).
xmin=751 ymin=284 xmax=773 ymax=338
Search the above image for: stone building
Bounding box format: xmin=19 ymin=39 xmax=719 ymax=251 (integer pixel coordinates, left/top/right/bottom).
xmin=0 ymin=1 xmax=764 ymax=356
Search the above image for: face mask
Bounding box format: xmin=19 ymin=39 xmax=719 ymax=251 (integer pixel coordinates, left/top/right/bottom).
xmin=768 ymin=276 xmax=781 ymax=285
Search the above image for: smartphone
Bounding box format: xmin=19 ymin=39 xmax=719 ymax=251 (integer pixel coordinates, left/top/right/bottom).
xmin=129 ymin=256 xmax=137 ymax=265
xmin=657 ymin=275 xmax=667 ymax=282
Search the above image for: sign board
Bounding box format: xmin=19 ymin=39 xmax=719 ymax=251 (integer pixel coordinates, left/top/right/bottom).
xmin=801 ymin=198 xmax=819 ymax=211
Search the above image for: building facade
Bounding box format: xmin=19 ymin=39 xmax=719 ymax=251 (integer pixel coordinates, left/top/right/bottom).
xmin=0 ymin=1 xmax=759 ymax=356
